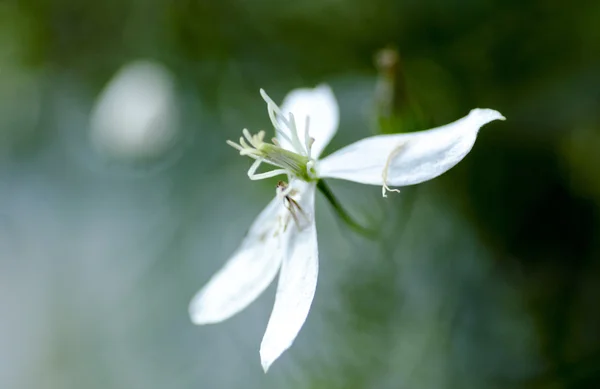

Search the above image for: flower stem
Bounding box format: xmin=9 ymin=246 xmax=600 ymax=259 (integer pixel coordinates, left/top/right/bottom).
xmin=317 ymin=179 xmax=378 ymax=239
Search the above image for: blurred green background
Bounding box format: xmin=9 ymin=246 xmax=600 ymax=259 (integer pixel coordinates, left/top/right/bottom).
xmin=1 ymin=0 xmax=599 ymax=388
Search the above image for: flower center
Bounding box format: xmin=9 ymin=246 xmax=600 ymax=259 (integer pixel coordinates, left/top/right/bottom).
xmin=226 ymin=130 xmax=316 ymax=182
xmin=226 ymin=89 xmax=319 ymax=183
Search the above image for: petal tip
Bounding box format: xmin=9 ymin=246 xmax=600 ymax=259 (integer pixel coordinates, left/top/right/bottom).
xmin=189 ymin=314 xmax=205 ymax=325
xmin=260 ymin=335 xmax=291 ymax=373
xmin=188 ymin=294 xmax=220 ymax=325
xmin=469 ymin=108 xmax=506 ymax=124
xmin=188 ymin=310 xmax=222 ymax=326
xmin=189 ymin=313 xmax=206 ymax=325
xmin=314 ymin=84 xmax=336 ymax=103
xmin=314 ymin=83 xmax=333 ymax=95
xmin=260 ymin=358 xmax=271 ymax=373
xmin=259 ymin=347 xmax=277 ymax=373
xmin=188 ymin=300 xmax=207 ymax=325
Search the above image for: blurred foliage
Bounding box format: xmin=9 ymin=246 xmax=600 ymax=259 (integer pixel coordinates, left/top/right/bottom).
xmin=1 ymin=0 xmax=599 ymax=388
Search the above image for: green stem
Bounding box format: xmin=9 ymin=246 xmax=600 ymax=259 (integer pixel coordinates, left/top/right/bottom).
xmin=317 ymin=179 xmax=377 ymax=239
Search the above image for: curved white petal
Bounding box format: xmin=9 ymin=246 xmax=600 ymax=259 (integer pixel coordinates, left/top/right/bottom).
xmin=276 ymin=85 xmax=339 ymax=157
xmin=189 ymin=197 xmax=286 ymax=325
xmin=319 ymin=108 xmax=505 ymax=186
xmin=260 ymin=182 xmax=318 ymax=372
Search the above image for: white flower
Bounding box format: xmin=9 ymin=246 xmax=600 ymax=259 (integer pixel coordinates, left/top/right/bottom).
xmin=189 ymin=84 xmax=505 ymax=372
xmin=90 ymin=60 xmax=179 ymax=159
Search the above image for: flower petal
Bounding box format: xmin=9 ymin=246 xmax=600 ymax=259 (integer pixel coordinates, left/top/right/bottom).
xmin=318 ymin=108 xmax=505 ymax=186
xmin=260 ymin=182 xmax=318 ymax=372
xmin=276 ymin=85 xmax=339 ymax=157
xmin=189 ymin=197 xmax=285 ymax=325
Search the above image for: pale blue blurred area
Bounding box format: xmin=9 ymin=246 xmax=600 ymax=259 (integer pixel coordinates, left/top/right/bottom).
xmin=2 ymin=0 xmax=600 ymax=388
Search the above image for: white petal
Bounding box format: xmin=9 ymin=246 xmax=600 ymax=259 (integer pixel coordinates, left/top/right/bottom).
xmin=260 ymin=182 xmax=318 ymax=372
xmin=319 ymin=108 xmax=505 ymax=186
xmin=189 ymin=197 xmax=286 ymax=324
xmin=278 ymin=84 xmax=339 ymax=157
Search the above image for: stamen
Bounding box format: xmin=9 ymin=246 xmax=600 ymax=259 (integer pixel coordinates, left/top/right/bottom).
xmin=259 ymin=89 xmax=273 ymax=106
xmin=247 ymin=159 xmax=288 ymax=180
xmin=239 ymin=149 xmax=261 ymax=158
xmin=239 ymin=136 xmax=251 ymax=150
xmin=248 ymin=159 xmax=262 ymax=176
xmin=287 ymin=112 xmax=306 ymax=155
xmin=259 ymin=89 xmax=308 ymax=155
xmin=260 ymin=89 xmax=291 ymax=130
xmin=382 ymin=142 xmax=404 ymax=198
xmin=262 ymin=98 xmax=295 ymax=148
xmin=304 ymin=116 xmax=312 ymax=156
xmin=307 ymin=137 xmax=315 ymax=158
xmin=226 ymin=140 xmax=244 ymax=152
xmin=286 ymin=195 xmax=310 ymax=230
xmin=381 ymin=183 xmax=401 ymax=198
xmin=228 ymin=89 xmax=319 ymax=182
xmin=250 ymin=169 xmax=288 ymax=180
xmin=276 ymin=181 xmax=293 ymax=198
xmin=242 ymin=128 xmax=255 ymax=146
xmin=275 ymin=128 xmax=295 ymax=148
xmin=276 ymin=180 xmax=311 ymax=230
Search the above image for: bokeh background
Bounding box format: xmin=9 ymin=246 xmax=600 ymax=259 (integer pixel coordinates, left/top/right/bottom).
xmin=1 ymin=0 xmax=600 ymax=388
